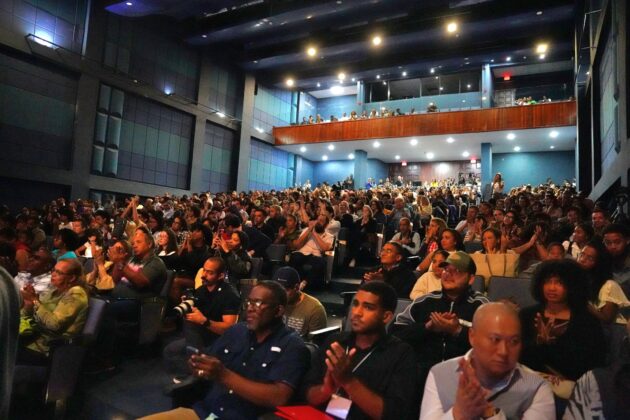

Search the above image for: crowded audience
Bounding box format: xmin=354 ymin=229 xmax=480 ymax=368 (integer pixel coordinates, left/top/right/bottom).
xmin=2 ymin=173 xmax=629 ymax=419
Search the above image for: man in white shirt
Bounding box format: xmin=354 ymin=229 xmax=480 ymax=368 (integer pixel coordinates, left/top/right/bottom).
xmin=13 ymin=247 xmax=54 ymax=293
xmin=289 ymin=214 xmax=334 ymax=289
xmin=420 ymin=302 xmax=555 ymax=420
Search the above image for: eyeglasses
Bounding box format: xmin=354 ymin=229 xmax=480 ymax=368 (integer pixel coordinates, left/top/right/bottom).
xmin=442 ymin=267 xmax=464 ymax=276
xmin=244 ymin=299 xmax=273 ymax=310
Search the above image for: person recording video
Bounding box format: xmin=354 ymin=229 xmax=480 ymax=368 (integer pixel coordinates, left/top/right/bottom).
xmin=211 ymin=229 xmax=252 ymax=285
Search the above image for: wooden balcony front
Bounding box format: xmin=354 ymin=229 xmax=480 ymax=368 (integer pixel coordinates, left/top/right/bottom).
xmin=273 ymin=101 xmax=576 ymax=146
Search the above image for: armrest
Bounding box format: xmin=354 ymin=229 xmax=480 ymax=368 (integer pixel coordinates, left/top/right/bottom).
xmin=308 ymin=325 xmax=342 ymax=338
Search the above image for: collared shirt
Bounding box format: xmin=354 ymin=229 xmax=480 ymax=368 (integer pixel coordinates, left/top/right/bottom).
xmin=306 ymin=331 xmax=418 ymax=420
xmin=298 ymin=229 xmax=334 ymax=257
xmin=14 ymin=271 xmax=51 ymax=294
xmin=192 ymin=322 xmax=309 ymax=420
xmin=420 ymin=351 xmax=555 ymax=420
xmin=188 ymin=282 xmax=240 ymax=346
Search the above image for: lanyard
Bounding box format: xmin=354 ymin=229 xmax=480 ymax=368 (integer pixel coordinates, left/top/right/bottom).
xmin=350 ymin=348 xmax=376 ymax=373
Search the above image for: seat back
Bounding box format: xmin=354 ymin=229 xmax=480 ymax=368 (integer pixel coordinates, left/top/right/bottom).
xmin=161 ymin=269 xmax=176 ymax=298
xmin=266 ymin=244 xmax=287 ymax=262
xmin=471 ymin=275 xmax=485 ymax=293
xmin=250 ymin=257 xmax=263 ymax=279
xmin=464 ymin=241 xmax=484 ymax=254
xmin=487 ymin=276 xmax=536 ymax=309
xmin=343 ymin=296 xmax=411 ymax=332
xmin=338 ymin=227 xmax=350 ymax=241
xmin=83 ymin=257 xmax=94 ymax=274
xmin=82 ymin=297 xmax=108 ymax=345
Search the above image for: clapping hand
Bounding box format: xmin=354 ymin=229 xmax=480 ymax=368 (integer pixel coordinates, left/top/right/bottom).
xmin=325 ymin=342 xmax=356 ymax=387
xmin=189 ymin=354 xmax=224 ymax=381
xmin=363 ymin=268 xmax=383 ymax=282
xmin=452 ymin=358 xmax=495 ymax=420
xmin=534 ymin=312 xmax=558 ymax=344
xmin=425 ymin=312 xmax=462 ymax=335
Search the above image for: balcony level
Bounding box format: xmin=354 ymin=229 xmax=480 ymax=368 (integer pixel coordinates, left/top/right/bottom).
xmin=273 ymin=101 xmax=576 ymax=146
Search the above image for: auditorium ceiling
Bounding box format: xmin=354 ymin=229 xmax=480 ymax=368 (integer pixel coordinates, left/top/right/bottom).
xmin=104 ymin=0 xmax=576 ymax=92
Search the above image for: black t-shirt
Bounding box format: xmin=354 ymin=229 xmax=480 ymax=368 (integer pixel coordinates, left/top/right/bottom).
xmin=189 ymin=281 xmax=241 ymax=346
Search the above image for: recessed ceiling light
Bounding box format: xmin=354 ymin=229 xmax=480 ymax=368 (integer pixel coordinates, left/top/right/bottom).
xmin=482 ymin=96 xmax=487 ymax=100
xmin=402 ymin=71 xmax=407 ymax=77
xmin=462 ymin=99 xmax=466 ymax=103
xmin=394 ymin=155 xmax=400 ymax=160
xmin=306 ymin=15 xmax=313 ymax=19
xmin=322 ymin=155 xmax=328 ymax=160
xmin=285 ymin=78 xmax=294 ymax=87
xmin=549 ymin=130 xmax=559 ymax=138
xmin=446 ymin=22 xmax=458 ymax=33
xmin=255 ymin=127 xmax=264 ymax=133
xmin=216 ymin=112 xmax=225 ymax=118
xmin=372 ymin=35 xmax=382 ymax=46
xmin=550 ymin=145 xmax=555 ymax=149
xmin=376 ymin=74 xmax=380 ymax=79
xmin=586 ymin=71 xmax=590 ymax=75
xmin=430 ymin=68 xmax=435 ymax=74
xmin=539 ymin=54 xmax=545 ymax=60
xmin=462 ymin=151 xmax=469 ymax=157
xmin=201 ymin=34 xmax=207 ymax=38
xmin=506 ymin=133 xmax=516 ymax=140
xmin=506 ymin=56 xmax=511 ymax=62
xmin=373 ymin=141 xmax=380 ymax=148
xmin=125 ymin=1 xmax=133 ymax=5
xmin=439 ymin=86 xmax=444 ymax=90
xmin=514 ymin=146 xmax=521 ymax=152
xmin=467 ymin=84 xmax=471 ymax=88
xmin=316 ymin=82 xmax=321 ymax=87
xmin=446 ymin=137 xmax=455 ymax=143
xmin=536 ymin=10 xmax=543 ymax=15
xmin=410 ymin=138 xmax=418 ymax=146
xmin=351 ymin=77 xmax=356 ymax=82
xmin=382 ymin=81 xmax=386 ymax=85
xmin=348 ymin=153 xmax=355 ymax=159
xmin=338 ymin=72 xmax=346 ymax=81
xmin=426 ymin=152 xmax=434 ymax=159
xmin=328 ymin=144 xmax=335 ymax=151
xmin=490 ymin=59 xmax=495 ymax=63
xmin=164 ymin=88 xmax=172 ymax=95
xmin=307 ymin=46 xmax=317 ymax=57
xmin=300 ymin=146 xmax=307 ymax=152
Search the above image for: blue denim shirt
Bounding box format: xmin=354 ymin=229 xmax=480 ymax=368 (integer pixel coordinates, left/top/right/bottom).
xmin=193 ymin=322 xmax=309 ymax=420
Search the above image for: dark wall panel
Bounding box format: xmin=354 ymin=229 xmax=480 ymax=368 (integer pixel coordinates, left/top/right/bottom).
xmin=0 ymin=176 xmax=69 ymax=210
xmin=202 ymin=122 xmax=236 ymax=193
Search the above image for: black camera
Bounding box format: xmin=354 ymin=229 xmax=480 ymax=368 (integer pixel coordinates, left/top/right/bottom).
xmin=174 ymin=289 xmax=198 ymax=317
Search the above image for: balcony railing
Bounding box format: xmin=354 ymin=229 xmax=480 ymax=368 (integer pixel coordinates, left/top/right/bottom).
xmin=274 ymin=100 xmax=576 ymax=146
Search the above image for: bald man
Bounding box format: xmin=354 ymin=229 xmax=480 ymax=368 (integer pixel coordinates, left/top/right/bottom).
xmin=420 ymin=303 xmax=555 ymax=420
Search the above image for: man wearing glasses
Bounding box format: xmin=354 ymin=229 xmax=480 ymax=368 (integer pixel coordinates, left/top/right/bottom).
xmin=392 ymin=251 xmax=488 ymax=391
xmin=141 ymin=280 xmax=309 ymax=420
xmin=363 ymin=242 xmax=416 ymax=298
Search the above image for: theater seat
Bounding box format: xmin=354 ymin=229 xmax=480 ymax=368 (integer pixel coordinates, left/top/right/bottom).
xmin=487 ymin=276 xmax=536 ymax=309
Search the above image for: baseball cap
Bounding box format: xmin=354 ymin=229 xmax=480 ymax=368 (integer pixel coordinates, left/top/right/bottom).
xmin=273 ymin=267 xmax=301 ymax=288
xmin=439 ymin=251 xmax=476 ymax=275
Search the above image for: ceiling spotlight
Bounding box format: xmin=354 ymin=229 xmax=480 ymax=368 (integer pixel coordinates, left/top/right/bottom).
xmin=430 ymin=68 xmax=435 ymax=74
xmin=328 ymin=144 xmax=335 ymax=151
xmin=255 ymin=127 xmax=264 ymax=133
xmin=550 ymin=145 xmax=555 ymax=149
xmin=338 ymin=72 xmax=346 ymax=81
xmin=536 ymin=10 xmax=543 ymax=15
xmin=446 ymin=22 xmax=458 ymax=33
xmin=306 ymin=15 xmax=313 ymax=19
xmin=376 ymin=74 xmax=380 ymax=79
xmin=462 ymin=151 xmax=469 ymax=157
xmin=536 ymin=43 xmax=548 ymax=54
xmin=216 ymin=112 xmax=225 ymax=118
xmin=322 ymin=155 xmax=328 ymax=161
xmin=285 ymin=78 xmax=295 ymax=87
xmin=316 ymin=82 xmax=321 ymax=87
xmin=351 ymin=77 xmax=356 ymax=82
xmin=439 ymin=86 xmax=444 ymax=91
xmin=539 ymin=54 xmax=545 ymax=60
xmin=482 ymin=96 xmax=487 ymax=100
xmin=549 ymin=130 xmax=559 ymax=138
xmin=490 ymin=59 xmax=495 ymax=63
xmin=125 ymin=1 xmax=133 ymax=5
xmin=402 ymin=71 xmax=407 ymax=77
xmin=506 ymin=56 xmax=511 ymax=62
xmin=372 ymin=35 xmax=382 ymax=46
xmin=435 ymin=76 xmax=439 ymax=79
xmin=410 ymin=138 xmax=418 ymax=146
xmin=395 ymin=155 xmax=400 ymax=160
xmin=300 ymin=146 xmax=307 ymax=153
xmin=506 ymin=133 xmax=516 ymax=140
xmin=514 ymin=146 xmax=521 ymax=152
xmin=373 ymin=141 xmax=381 ymax=148
xmin=307 ymin=46 xmax=317 ymax=57
xmin=586 ymin=71 xmax=590 ymax=75
xmin=467 ymin=84 xmax=471 ymax=88
xmin=382 ymin=81 xmax=387 ymax=85
xmin=348 ymin=153 xmax=355 ymax=159
xmin=426 ymin=152 xmax=435 ymax=159
xmin=446 ymin=137 xmax=455 ymax=143
xmin=201 ymin=34 xmax=207 ymax=38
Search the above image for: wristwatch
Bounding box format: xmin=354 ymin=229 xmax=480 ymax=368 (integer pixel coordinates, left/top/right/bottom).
xmin=202 ymin=319 xmax=211 ymax=328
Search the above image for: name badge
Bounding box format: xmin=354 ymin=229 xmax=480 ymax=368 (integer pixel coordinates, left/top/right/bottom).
xmin=325 ymin=394 xmax=352 ymax=419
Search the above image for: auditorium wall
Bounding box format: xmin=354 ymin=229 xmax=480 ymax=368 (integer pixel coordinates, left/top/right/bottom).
xmin=249 ymin=139 xmax=294 ymax=191
xmin=492 ymin=151 xmax=575 ymax=190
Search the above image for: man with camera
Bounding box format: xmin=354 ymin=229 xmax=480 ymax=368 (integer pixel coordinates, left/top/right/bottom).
xmin=163 ymin=257 xmax=240 ymax=380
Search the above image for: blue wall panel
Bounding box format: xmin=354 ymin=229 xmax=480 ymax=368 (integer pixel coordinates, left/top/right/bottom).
xmin=317 ymin=95 xmax=359 ymax=120
xmin=367 ymin=159 xmax=389 ymax=185
xmin=492 ymin=151 xmax=575 ymax=191
xmin=313 ymin=160 xmax=354 ymax=186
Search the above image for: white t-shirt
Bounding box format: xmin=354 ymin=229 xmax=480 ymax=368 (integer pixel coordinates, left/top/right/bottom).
xmin=595 ymin=280 xmax=630 ymax=324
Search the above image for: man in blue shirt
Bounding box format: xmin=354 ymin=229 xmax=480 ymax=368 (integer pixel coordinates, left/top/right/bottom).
xmin=140 ymin=280 xmax=310 ymax=420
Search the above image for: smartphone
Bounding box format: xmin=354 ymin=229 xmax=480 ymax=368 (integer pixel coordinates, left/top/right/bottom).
xmin=186 ymin=346 xmax=200 ymax=356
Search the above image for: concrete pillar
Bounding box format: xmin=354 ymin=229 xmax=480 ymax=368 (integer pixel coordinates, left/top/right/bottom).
xmin=481 ymin=143 xmax=493 ymax=199
xmin=353 ymin=150 xmax=368 ymax=190
xmin=236 ymin=74 xmax=256 ymax=192
xmin=481 ymin=64 xmax=493 ymax=108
